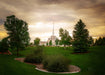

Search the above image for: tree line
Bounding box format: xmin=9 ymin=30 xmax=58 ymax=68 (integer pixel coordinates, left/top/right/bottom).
xmin=33 ymin=19 xmax=95 ymax=53
xmin=0 ymin=15 xmax=105 ymax=55
xmin=94 ymin=37 xmax=105 ymax=46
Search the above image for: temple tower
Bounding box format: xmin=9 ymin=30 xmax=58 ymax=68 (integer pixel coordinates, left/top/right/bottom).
xmin=47 ymin=20 xmax=57 ymax=46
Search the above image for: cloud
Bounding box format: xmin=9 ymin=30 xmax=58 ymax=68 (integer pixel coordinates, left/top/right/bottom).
xmin=0 ymin=25 xmax=7 ymax=40
xmin=0 ymin=19 xmax=4 ymax=25
xmin=0 ymin=0 xmax=105 ymax=41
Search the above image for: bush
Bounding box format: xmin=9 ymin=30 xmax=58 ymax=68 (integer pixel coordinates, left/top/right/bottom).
xmin=24 ymin=54 xmax=43 ymax=63
xmin=43 ymin=55 xmax=70 ymax=72
xmin=34 ymin=46 xmax=43 ymax=55
xmin=24 ymin=46 xmax=44 ymax=64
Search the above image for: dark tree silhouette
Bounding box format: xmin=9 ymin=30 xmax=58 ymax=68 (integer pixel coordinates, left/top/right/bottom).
xmin=73 ymin=19 xmax=89 ymax=53
xmin=4 ymin=15 xmax=30 ymax=56
xmin=0 ymin=37 xmax=9 ymax=52
xmin=88 ymin=36 xmax=94 ymax=46
xmin=94 ymin=37 xmax=105 ymax=46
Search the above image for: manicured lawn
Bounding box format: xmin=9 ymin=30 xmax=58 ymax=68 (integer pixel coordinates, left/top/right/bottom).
xmin=0 ymin=46 xmax=105 ymax=75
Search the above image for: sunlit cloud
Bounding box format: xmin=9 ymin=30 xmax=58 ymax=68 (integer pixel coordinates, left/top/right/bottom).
xmin=0 ymin=0 xmax=105 ymax=42
xmin=0 ymin=25 xmax=8 ymax=40
xmin=28 ymin=22 xmax=72 ymax=42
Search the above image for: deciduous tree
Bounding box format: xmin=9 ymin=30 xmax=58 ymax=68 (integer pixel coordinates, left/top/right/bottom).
xmin=59 ymin=28 xmax=72 ymax=48
xmin=0 ymin=37 xmax=9 ymax=52
xmin=34 ymin=38 xmax=40 ymax=46
xmin=4 ymin=15 xmax=30 ymax=56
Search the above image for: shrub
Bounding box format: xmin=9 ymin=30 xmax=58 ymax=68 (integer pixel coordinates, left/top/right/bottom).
xmin=34 ymin=46 xmax=43 ymax=55
xmin=43 ymin=55 xmax=70 ymax=72
xmin=24 ymin=46 xmax=44 ymax=64
xmin=24 ymin=54 xmax=43 ymax=64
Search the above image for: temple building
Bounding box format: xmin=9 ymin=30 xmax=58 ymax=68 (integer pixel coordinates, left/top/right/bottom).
xmin=47 ymin=22 xmax=58 ymax=46
xmin=39 ymin=41 xmax=47 ymax=46
xmin=39 ymin=21 xmax=58 ymax=46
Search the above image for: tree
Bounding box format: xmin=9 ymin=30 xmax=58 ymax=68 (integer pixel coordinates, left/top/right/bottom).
xmin=98 ymin=37 xmax=103 ymax=45
xmin=88 ymin=36 xmax=94 ymax=46
xmin=103 ymin=37 xmax=105 ymax=45
xmin=30 ymin=43 xmax=33 ymax=46
xmin=59 ymin=28 xmax=72 ymax=48
xmin=46 ymin=42 xmax=48 ymax=46
xmin=94 ymin=39 xmax=98 ymax=46
xmin=73 ymin=19 xmax=89 ymax=53
xmin=59 ymin=40 xmax=63 ymax=45
xmin=0 ymin=37 xmax=9 ymax=52
xmin=34 ymin=38 xmax=40 ymax=46
xmin=4 ymin=15 xmax=30 ymax=56
xmin=94 ymin=37 xmax=105 ymax=46
xmin=55 ymin=38 xmax=59 ymax=46
xmin=49 ymin=40 xmax=52 ymax=46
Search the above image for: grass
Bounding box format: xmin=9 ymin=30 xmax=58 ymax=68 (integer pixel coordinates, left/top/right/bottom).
xmin=0 ymin=46 xmax=105 ymax=75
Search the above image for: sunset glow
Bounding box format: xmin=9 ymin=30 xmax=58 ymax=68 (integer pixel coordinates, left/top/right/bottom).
xmin=0 ymin=0 xmax=105 ymax=42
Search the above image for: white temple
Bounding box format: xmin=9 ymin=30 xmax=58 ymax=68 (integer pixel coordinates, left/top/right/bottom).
xmin=47 ymin=22 xmax=57 ymax=46
xmin=39 ymin=21 xmax=58 ymax=46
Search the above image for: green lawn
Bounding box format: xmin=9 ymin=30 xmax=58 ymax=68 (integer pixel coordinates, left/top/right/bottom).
xmin=0 ymin=46 xmax=105 ymax=75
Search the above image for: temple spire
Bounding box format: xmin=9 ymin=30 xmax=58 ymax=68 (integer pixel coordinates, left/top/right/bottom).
xmin=53 ymin=21 xmax=54 ymax=36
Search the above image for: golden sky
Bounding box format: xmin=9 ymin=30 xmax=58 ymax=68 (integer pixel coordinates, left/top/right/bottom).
xmin=0 ymin=0 xmax=105 ymax=42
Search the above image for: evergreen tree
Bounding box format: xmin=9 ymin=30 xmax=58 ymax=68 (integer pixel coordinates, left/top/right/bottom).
xmin=4 ymin=15 xmax=30 ymax=56
xmin=59 ymin=28 xmax=72 ymax=48
xmin=46 ymin=42 xmax=48 ymax=46
xmin=98 ymin=37 xmax=101 ymax=45
xmin=103 ymin=37 xmax=105 ymax=45
xmin=94 ymin=39 xmax=98 ymax=46
xmin=55 ymin=38 xmax=59 ymax=46
xmin=88 ymin=36 xmax=94 ymax=46
xmin=34 ymin=38 xmax=40 ymax=46
xmin=94 ymin=37 xmax=105 ymax=46
xmin=73 ymin=19 xmax=89 ymax=53
xmin=49 ymin=40 xmax=52 ymax=46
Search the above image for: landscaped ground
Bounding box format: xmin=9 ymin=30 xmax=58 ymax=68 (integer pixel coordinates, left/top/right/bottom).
xmin=0 ymin=46 xmax=105 ymax=75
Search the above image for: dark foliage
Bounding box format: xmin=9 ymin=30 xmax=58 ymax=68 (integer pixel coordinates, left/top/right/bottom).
xmin=55 ymin=38 xmax=59 ymax=46
xmin=24 ymin=54 xmax=43 ymax=63
xmin=94 ymin=37 xmax=105 ymax=46
xmin=73 ymin=19 xmax=89 ymax=53
xmin=4 ymin=15 xmax=30 ymax=56
xmin=34 ymin=46 xmax=43 ymax=55
xmin=24 ymin=46 xmax=44 ymax=64
xmin=34 ymin=38 xmax=40 ymax=46
xmin=49 ymin=40 xmax=52 ymax=46
xmin=59 ymin=28 xmax=72 ymax=47
xmin=43 ymin=55 xmax=70 ymax=72
xmin=88 ymin=36 xmax=94 ymax=46
xmin=0 ymin=37 xmax=9 ymax=52
xmin=46 ymin=42 xmax=48 ymax=46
